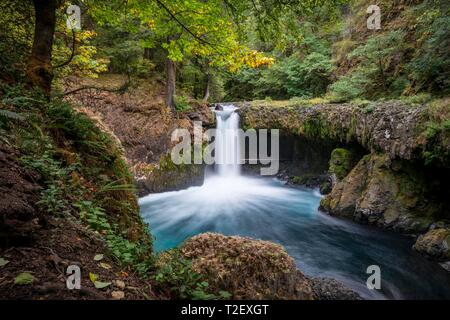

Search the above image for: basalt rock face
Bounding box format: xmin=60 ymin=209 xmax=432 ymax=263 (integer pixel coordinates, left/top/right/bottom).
xmin=135 ymin=158 xmax=204 ymax=197
xmin=238 ymin=101 xmax=450 ymax=260
xmin=320 ymin=153 xmax=444 ymax=234
xmin=237 ymin=101 xmax=449 ymax=168
xmin=310 ymin=277 xmax=362 ymax=300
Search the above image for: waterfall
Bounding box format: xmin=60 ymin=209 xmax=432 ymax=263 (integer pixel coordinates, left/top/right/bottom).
xmin=214 ymin=104 xmax=240 ymax=177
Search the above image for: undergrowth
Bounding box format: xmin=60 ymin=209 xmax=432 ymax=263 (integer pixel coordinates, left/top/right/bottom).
xmin=154 ymin=249 xmax=231 ymax=300
xmin=0 ymin=84 xmax=153 ymax=273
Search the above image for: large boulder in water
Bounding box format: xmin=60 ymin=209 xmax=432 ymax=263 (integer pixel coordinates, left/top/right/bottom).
xmin=179 ymin=233 xmax=314 ymax=299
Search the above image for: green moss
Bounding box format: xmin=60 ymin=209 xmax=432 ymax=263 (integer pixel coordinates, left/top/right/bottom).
xmin=329 ymin=148 xmax=355 ymax=180
xmin=302 ymin=115 xmax=331 ymax=139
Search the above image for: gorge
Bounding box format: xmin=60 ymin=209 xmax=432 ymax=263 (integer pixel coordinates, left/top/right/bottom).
xmin=1 ymin=0 xmax=449 ymax=304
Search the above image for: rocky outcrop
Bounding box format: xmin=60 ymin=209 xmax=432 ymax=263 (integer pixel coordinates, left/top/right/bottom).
xmin=320 ymin=153 xmax=443 ymax=233
xmin=67 ymin=76 xmax=212 ymax=195
xmin=238 ymin=100 xmax=450 ymax=262
xmin=237 ymin=100 xmax=449 ymax=168
xmin=180 ymin=233 xmax=313 ymax=299
xmin=176 ymin=233 xmax=359 ymax=300
xmin=135 ymin=155 xmax=204 ymax=196
xmin=413 ymin=226 xmax=450 ymax=261
xmin=328 ymin=147 xmax=360 ymax=181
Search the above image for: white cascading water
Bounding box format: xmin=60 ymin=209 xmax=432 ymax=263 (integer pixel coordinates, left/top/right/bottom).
xmin=214 ymin=104 xmax=240 ymax=177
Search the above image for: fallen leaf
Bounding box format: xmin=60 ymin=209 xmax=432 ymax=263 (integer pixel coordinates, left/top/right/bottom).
xmin=94 ymin=281 xmax=111 ymax=289
xmin=99 ymin=262 xmax=112 ymax=270
xmin=93 ymin=254 xmax=104 ymax=261
xmin=0 ymin=257 xmax=9 ymax=267
xmin=14 ymin=272 xmax=35 ymax=285
xmin=111 ymin=290 xmax=125 ymax=300
xmin=89 ymin=272 xmax=98 ymax=283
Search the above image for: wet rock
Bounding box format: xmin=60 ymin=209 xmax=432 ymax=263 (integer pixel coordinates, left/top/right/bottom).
xmin=328 ymin=148 xmax=358 ymax=181
xmin=321 ymin=153 xmax=436 ymax=234
xmin=319 ymin=180 xmax=332 ymax=194
xmin=320 ymin=155 xmax=370 ymax=219
xmin=413 ymin=228 xmax=450 ymax=261
xmin=309 ymin=277 xmax=362 ymax=300
xmin=439 ymin=261 xmax=450 ymax=272
xmin=288 ymin=174 xmax=330 ymax=190
xmin=136 ymin=160 xmax=204 ymax=196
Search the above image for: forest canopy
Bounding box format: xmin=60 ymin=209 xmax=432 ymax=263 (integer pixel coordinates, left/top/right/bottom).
xmin=0 ymin=0 xmax=448 ymax=106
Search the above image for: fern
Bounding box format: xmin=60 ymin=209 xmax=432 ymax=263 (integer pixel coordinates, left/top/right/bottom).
xmin=0 ymin=109 xmax=25 ymax=121
xmin=99 ymin=180 xmax=136 ymax=193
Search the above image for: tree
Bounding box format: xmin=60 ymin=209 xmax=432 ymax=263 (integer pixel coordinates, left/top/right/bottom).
xmin=26 ymin=0 xmax=62 ymax=97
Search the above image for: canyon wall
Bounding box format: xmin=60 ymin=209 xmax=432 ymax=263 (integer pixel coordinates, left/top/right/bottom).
xmin=238 ymin=100 xmax=450 ymax=263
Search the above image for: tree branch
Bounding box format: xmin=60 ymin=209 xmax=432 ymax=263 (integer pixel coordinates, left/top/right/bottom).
xmin=154 ymin=0 xmax=213 ymax=47
xmin=53 ymin=28 xmax=76 ymax=69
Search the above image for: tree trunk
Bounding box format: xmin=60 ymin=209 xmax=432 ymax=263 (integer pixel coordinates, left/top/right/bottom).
xmin=26 ymin=0 xmax=57 ymax=97
xmin=202 ymin=73 xmax=211 ymax=102
xmin=144 ymin=48 xmax=154 ymax=60
xmin=165 ymin=57 xmax=176 ymax=112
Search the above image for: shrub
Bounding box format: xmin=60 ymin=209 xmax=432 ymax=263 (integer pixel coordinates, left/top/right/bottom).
xmin=154 ymin=249 xmax=228 ymax=300
xmin=174 ymin=95 xmax=192 ymax=112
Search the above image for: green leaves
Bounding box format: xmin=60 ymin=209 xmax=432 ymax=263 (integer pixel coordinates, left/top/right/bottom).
xmin=94 ymin=254 xmax=104 ymax=261
xmin=94 ymin=281 xmax=112 ymax=289
xmin=99 ymin=262 xmax=112 ymax=270
xmin=14 ymin=272 xmax=35 ymax=285
xmin=89 ymin=272 xmax=111 ymax=289
xmin=89 ymin=272 xmax=98 ymax=283
xmin=0 ymin=257 xmax=10 ymax=267
xmin=154 ymin=250 xmax=230 ymax=300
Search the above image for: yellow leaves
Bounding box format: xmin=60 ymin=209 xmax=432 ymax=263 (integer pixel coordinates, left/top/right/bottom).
xmin=53 ymin=27 xmax=109 ymax=79
xmin=241 ymin=50 xmax=275 ymax=69
xmin=77 ymin=30 xmax=97 ymax=41
xmin=146 ymin=19 xmax=156 ymax=30
xmin=226 ymin=49 xmax=275 ymax=72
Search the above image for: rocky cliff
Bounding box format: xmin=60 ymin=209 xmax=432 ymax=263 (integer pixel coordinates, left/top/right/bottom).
xmin=237 ymin=99 xmax=450 ymax=263
xmin=66 ymin=75 xmax=211 ymax=196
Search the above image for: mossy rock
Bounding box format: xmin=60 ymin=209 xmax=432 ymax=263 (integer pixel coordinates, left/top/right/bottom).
xmin=179 ymin=233 xmax=314 ymax=300
xmin=413 ymin=228 xmax=450 ymax=261
xmin=328 ymin=148 xmax=356 ymax=180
